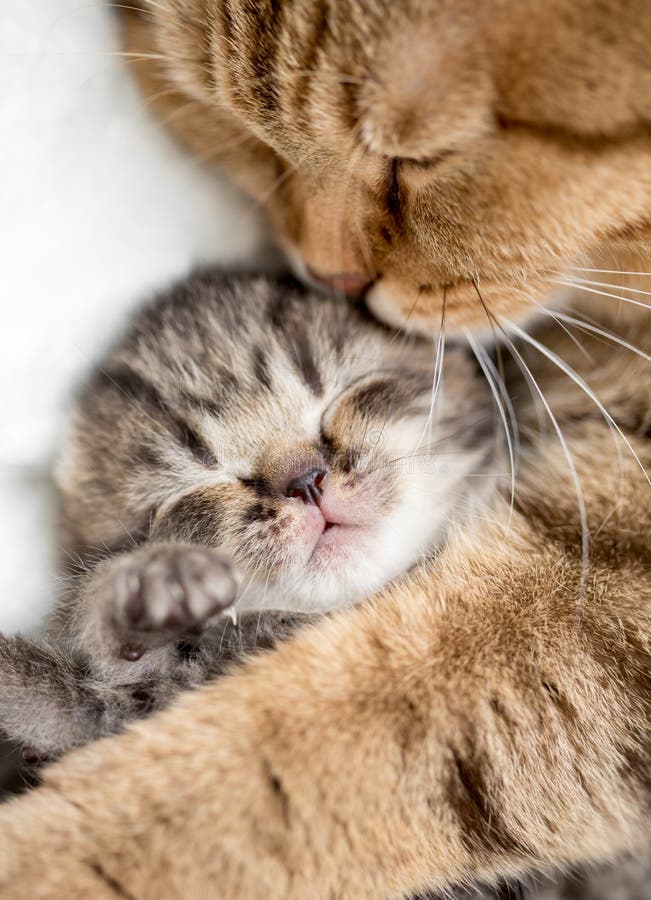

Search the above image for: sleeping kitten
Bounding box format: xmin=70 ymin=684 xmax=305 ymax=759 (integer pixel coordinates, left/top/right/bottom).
xmin=0 ymin=270 xmax=499 ymax=760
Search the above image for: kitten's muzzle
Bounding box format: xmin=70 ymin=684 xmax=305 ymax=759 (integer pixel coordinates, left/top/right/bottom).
xmin=285 ymin=467 xmax=327 ymax=506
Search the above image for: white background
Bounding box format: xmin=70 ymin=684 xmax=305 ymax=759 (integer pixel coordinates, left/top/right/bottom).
xmin=0 ymin=1 xmax=267 ymax=631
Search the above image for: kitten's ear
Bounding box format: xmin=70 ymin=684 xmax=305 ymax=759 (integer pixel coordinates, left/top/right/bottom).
xmin=358 ymin=16 xmax=494 ymax=159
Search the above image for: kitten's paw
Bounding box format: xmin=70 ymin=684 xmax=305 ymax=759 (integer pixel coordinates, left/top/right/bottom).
xmin=106 ymin=545 xmax=240 ymax=658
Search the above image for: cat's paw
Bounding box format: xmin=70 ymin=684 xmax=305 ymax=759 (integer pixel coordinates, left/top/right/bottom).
xmin=105 ymin=545 xmax=240 ymax=660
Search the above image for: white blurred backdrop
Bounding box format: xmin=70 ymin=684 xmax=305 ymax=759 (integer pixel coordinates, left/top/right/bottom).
xmin=0 ymin=1 xmax=268 ymax=631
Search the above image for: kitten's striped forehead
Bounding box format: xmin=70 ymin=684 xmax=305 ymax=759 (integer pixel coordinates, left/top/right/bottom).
xmin=105 ymin=272 xmax=406 ymax=464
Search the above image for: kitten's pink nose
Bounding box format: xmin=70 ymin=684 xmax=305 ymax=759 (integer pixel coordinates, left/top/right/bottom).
xmin=284 ymin=467 xmax=327 ymax=505
xmin=307 ymin=267 xmax=374 ymax=300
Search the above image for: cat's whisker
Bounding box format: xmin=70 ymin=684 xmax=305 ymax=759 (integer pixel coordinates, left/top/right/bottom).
xmin=134 ymin=0 xmax=204 ymax=26
xmin=411 ymin=289 xmax=447 ymax=454
xmin=101 ymin=50 xmax=182 ymax=62
xmin=141 ymin=85 xmax=184 ymax=106
xmin=246 ymin=164 xmax=296 ymax=214
xmin=506 ymin=319 xmax=649 ymax=486
xmin=521 ymin=290 xmax=595 ymax=362
xmin=563 ymin=276 xmax=651 ymax=298
xmin=157 ymin=97 xmax=202 ymax=128
xmin=464 ymin=330 xmax=517 ymax=527
xmin=491 ymin=318 xmax=591 ymax=594
xmin=543 ymin=311 xmax=651 ymax=363
xmin=567 ymin=267 xmax=651 ymax=277
xmin=474 ymin=279 xmax=541 ymax=446
xmin=196 ymin=131 xmax=261 ymax=165
xmin=106 ymin=2 xmax=199 ymax=32
xmin=552 ymin=280 xmax=651 ymax=310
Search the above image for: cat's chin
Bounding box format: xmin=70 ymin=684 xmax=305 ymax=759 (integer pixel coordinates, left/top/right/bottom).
xmin=365 ymin=278 xmax=537 ymax=338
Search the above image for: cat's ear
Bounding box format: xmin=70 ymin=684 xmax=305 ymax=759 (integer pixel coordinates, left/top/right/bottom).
xmin=358 ymin=16 xmax=494 ymax=160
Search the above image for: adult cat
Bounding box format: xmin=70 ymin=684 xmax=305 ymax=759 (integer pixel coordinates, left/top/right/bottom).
xmin=0 ymin=2 xmax=648 ymax=898
xmin=117 ymin=0 xmax=651 ymax=333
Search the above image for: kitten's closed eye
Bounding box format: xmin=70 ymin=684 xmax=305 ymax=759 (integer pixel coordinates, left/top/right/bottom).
xmin=183 ymin=426 xmax=218 ymax=468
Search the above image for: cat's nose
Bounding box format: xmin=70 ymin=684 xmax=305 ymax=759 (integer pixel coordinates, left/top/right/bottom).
xmin=306 ymin=267 xmax=374 ymax=300
xmin=284 ymin=467 xmax=327 ymax=505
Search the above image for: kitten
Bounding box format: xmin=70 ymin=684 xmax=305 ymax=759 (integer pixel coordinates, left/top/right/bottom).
xmin=0 ymin=270 xmax=498 ymax=760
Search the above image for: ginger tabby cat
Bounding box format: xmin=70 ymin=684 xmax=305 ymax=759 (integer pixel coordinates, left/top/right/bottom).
xmin=0 ymin=2 xmax=648 ymax=898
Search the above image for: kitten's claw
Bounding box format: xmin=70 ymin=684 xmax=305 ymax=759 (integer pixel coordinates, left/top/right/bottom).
xmin=107 ymin=546 xmax=240 ymax=647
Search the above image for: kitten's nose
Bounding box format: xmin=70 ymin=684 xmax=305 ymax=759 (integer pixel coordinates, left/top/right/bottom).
xmin=306 ymin=267 xmax=374 ymax=300
xmin=284 ymin=467 xmax=327 ymax=505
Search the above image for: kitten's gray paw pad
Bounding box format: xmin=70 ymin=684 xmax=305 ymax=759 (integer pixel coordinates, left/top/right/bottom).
xmin=109 ymin=547 xmax=239 ymax=637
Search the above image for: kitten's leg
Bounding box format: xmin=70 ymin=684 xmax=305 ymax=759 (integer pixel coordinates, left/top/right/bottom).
xmin=0 ymin=611 xmax=316 ymax=760
xmin=0 ymin=635 xmax=115 ymax=758
xmin=61 ymin=542 xmax=240 ymax=676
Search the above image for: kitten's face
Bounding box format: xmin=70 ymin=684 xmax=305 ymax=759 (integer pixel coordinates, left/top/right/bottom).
xmin=125 ymin=1 xmax=651 ymax=335
xmin=61 ymin=275 xmax=497 ymax=612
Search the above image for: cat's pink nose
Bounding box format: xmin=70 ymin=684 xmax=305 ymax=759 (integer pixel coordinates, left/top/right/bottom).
xmin=307 ymin=267 xmax=374 ymax=299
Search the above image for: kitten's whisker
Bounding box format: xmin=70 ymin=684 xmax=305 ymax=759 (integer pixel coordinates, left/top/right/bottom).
xmin=367 ymin=414 xmax=494 ymax=473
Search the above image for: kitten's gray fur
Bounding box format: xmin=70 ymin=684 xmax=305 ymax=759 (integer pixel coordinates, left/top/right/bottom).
xmin=0 ymin=271 xmax=497 ymax=761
